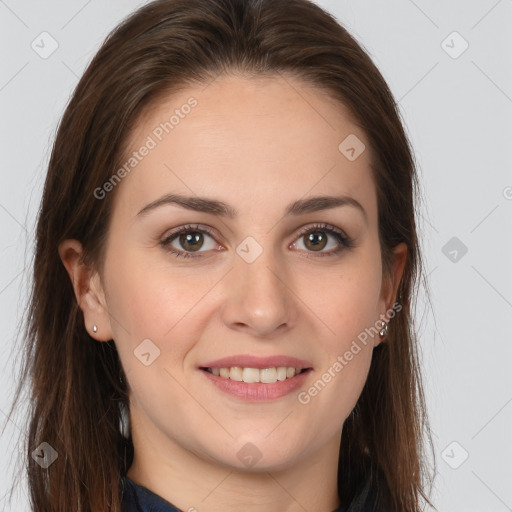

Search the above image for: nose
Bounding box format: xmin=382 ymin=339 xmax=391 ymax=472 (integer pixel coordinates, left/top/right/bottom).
xmin=219 ymin=244 xmax=298 ymax=338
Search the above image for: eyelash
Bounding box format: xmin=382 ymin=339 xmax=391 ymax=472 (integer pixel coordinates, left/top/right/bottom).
xmin=159 ymin=223 xmax=354 ymax=260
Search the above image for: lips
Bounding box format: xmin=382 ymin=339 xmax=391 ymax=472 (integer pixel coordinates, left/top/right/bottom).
xmin=199 ymin=355 xmax=313 ymax=400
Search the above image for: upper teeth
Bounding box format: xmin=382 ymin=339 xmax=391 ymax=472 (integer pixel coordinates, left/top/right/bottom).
xmin=208 ymin=366 xmax=302 ymax=383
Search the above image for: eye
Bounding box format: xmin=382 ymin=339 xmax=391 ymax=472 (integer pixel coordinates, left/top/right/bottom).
xmin=290 ymin=223 xmax=353 ymax=257
xmin=160 ymin=224 xmax=220 ymax=259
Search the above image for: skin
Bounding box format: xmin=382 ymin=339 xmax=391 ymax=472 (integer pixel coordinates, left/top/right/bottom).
xmin=59 ymin=73 xmax=406 ymax=512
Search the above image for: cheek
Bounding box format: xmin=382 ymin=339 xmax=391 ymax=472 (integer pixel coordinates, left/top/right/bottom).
xmin=103 ymin=245 xmax=197 ymax=371
xmin=105 ymin=254 xmax=171 ymax=336
xmin=292 ymin=249 xmax=382 ymax=415
xmin=319 ymin=252 xmax=383 ymax=349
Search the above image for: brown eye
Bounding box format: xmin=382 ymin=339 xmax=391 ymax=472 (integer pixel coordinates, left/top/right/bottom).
xmin=292 ymin=223 xmax=353 ymax=257
xmin=160 ymin=224 xmax=219 ymax=259
xmin=178 ymin=231 xmax=205 ymax=252
xmin=303 ymin=230 xmax=328 ymax=252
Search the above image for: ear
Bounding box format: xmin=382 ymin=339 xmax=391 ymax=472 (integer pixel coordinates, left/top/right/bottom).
xmin=58 ymin=239 xmax=113 ymax=342
xmin=374 ymin=242 xmax=407 ymax=347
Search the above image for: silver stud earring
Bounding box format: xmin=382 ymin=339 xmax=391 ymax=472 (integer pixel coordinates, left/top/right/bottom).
xmin=92 ymin=325 xmax=98 ymax=333
xmin=379 ymin=320 xmax=388 ymax=338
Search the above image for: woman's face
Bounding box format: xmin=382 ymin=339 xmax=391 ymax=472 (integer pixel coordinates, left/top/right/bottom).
xmin=93 ymin=74 xmax=405 ymax=471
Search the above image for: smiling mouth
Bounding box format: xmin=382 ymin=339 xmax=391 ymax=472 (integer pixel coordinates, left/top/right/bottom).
xmin=200 ymin=366 xmax=311 ymax=384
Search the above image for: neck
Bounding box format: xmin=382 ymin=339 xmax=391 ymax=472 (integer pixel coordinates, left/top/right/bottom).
xmin=127 ymin=413 xmax=342 ymax=512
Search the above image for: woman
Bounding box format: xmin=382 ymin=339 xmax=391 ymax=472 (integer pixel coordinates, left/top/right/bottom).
xmin=7 ymin=0 xmax=436 ymax=510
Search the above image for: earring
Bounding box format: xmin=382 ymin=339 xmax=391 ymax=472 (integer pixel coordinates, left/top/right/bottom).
xmin=379 ymin=320 xmax=388 ymax=338
xmin=92 ymin=325 xmax=98 ymax=333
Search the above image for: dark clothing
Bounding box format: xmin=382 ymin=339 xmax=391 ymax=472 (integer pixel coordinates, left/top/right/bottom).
xmin=121 ymin=472 xmax=379 ymax=512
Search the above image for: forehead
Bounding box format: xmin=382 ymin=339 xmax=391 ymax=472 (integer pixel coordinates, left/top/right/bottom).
xmin=114 ymin=73 xmax=377 ymax=223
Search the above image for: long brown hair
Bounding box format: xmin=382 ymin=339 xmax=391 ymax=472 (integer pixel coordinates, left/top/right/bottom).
xmin=4 ymin=0 xmax=436 ymax=510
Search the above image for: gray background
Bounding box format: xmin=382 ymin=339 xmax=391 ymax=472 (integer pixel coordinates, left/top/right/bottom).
xmin=1 ymin=0 xmax=511 ymax=510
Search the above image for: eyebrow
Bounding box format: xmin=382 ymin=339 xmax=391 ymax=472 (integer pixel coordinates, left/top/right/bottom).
xmin=136 ymin=193 xmax=367 ymax=223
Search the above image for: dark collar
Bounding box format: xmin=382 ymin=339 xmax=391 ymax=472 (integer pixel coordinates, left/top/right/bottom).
xmin=121 ymin=476 xmax=181 ymax=511
xmin=121 ymin=475 xmax=376 ymax=512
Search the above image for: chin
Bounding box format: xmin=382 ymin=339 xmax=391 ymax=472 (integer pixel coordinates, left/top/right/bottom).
xmin=202 ymin=434 xmax=310 ymax=473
